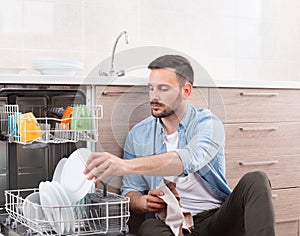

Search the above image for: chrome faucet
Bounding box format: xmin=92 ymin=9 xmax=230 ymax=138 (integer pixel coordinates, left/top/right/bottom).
xmin=110 ymin=30 xmax=128 ymax=76
xmin=99 ymin=31 xmax=129 ymax=78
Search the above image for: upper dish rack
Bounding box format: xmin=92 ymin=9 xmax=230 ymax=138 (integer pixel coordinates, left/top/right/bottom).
xmin=0 ymin=104 xmax=103 ymax=144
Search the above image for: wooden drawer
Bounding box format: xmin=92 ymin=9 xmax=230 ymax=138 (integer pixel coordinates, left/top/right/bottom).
xmin=224 ymin=122 xmax=300 ymax=158
xmin=272 ymin=188 xmax=300 ymax=222
xmin=275 ymin=220 xmax=299 ymax=236
xmin=210 ymin=88 xmax=300 ymax=123
xmin=225 ymin=122 xmax=300 ymax=188
xmin=226 ymin=153 xmax=300 ymax=189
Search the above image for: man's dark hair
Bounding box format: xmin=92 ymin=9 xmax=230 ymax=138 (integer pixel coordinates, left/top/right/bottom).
xmin=148 ymin=55 xmax=194 ymax=85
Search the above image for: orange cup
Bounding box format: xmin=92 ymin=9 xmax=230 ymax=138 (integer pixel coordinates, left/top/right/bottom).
xmin=60 ymin=106 xmax=73 ymax=130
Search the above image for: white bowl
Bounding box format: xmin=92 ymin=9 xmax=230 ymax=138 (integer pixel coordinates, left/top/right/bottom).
xmin=23 ymin=192 xmax=45 ymax=221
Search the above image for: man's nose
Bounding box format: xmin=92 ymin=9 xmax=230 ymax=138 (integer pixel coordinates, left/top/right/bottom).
xmin=149 ymin=89 xmax=160 ymax=100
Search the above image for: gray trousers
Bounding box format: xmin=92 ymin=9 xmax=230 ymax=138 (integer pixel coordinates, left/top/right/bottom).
xmin=137 ymin=171 xmax=275 ymax=236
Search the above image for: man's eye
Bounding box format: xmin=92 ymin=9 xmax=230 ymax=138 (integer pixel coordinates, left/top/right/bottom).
xmin=159 ymin=87 xmax=169 ymax=92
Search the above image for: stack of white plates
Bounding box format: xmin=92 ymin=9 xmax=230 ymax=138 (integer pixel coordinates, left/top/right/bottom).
xmin=23 ymin=148 xmax=94 ymax=235
xmin=39 ymin=181 xmax=75 ymax=234
xmin=32 ymin=58 xmax=84 ymax=75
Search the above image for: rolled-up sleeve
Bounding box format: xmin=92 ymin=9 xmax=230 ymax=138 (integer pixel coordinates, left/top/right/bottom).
xmin=175 ymin=111 xmax=225 ymax=176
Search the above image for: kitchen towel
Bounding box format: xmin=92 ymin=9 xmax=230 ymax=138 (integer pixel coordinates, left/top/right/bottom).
xmin=156 ymin=179 xmax=193 ymax=236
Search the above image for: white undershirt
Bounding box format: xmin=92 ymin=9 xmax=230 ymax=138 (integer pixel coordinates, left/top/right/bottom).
xmin=164 ymin=131 xmax=222 ymax=215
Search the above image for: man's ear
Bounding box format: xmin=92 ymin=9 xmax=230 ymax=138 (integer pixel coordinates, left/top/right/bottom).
xmin=182 ymin=83 xmax=193 ymax=99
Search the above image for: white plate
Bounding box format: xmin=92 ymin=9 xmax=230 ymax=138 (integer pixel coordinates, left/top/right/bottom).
xmin=23 ymin=192 xmax=44 ymax=221
xmin=33 ymin=58 xmax=83 ymax=67
xmin=38 ymin=68 xmax=78 ymax=75
xmin=39 ymin=181 xmax=64 ymax=234
xmin=32 ymin=62 xmax=84 ymax=69
xmin=60 ymin=148 xmax=94 ymax=202
xmin=52 ymin=158 xmax=67 ymax=183
xmin=48 ymin=182 xmax=68 ymax=233
xmin=52 ymin=181 xmax=75 ymax=234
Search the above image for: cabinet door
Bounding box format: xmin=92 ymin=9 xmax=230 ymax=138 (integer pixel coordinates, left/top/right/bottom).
xmin=224 ymin=122 xmax=300 ymax=157
xmin=275 ymin=220 xmax=299 ymax=236
xmin=210 ymin=88 xmax=300 ymax=123
xmin=224 ymin=122 xmax=300 ymax=189
xmin=272 ymin=188 xmax=300 ymax=223
xmin=226 ymin=153 xmax=300 ymax=189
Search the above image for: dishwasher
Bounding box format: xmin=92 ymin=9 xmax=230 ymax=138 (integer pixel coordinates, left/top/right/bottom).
xmin=0 ymin=85 xmax=129 ymax=236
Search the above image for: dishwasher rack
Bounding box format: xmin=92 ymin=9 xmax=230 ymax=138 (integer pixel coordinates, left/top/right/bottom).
xmin=0 ymin=104 xmax=103 ymax=144
xmin=5 ymin=188 xmax=130 ymax=236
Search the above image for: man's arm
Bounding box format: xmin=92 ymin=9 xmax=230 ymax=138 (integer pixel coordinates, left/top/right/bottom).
xmin=126 ymin=191 xmax=146 ymax=213
xmin=83 ymin=151 xmax=183 ymax=183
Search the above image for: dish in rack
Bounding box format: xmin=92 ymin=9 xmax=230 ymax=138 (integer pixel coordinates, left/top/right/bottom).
xmin=5 ymin=188 xmax=130 ymax=235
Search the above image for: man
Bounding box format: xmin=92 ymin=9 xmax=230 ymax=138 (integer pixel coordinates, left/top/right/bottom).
xmin=84 ymin=55 xmax=275 ymax=236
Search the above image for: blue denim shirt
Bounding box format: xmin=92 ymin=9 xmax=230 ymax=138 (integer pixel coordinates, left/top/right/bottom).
xmin=121 ymin=103 xmax=232 ymax=202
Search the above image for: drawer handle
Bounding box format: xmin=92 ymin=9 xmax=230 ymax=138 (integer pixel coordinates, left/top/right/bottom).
xmin=102 ymin=91 xmax=148 ymax=96
xmin=239 ymin=127 xmax=277 ymax=131
xmin=239 ymin=160 xmax=279 ymax=166
xmin=272 ymin=193 xmax=278 ymax=199
xmin=240 ymin=92 xmax=279 ymax=96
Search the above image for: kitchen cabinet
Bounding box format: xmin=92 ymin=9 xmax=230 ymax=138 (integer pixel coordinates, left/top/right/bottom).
xmin=210 ymin=88 xmax=300 ymax=236
xmin=209 ymin=88 xmax=300 ymax=123
xmin=96 ymin=85 xmax=300 ymax=236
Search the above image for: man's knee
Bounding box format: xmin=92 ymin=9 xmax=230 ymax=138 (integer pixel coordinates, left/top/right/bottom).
xmin=138 ymin=219 xmax=156 ymax=236
xmin=240 ymin=171 xmax=272 ymax=190
xmin=138 ymin=218 xmax=173 ymax=236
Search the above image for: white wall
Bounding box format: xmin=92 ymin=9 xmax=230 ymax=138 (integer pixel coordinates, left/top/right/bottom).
xmin=1 ymin=0 xmax=300 ymax=82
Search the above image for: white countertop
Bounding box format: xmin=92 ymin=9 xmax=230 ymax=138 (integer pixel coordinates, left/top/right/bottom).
xmin=1 ymin=74 xmax=300 ymax=89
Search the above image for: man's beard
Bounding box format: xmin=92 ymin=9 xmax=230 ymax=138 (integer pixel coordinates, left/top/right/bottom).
xmin=150 ymin=93 xmax=182 ymax=118
xmin=150 ymin=101 xmax=175 ymax=118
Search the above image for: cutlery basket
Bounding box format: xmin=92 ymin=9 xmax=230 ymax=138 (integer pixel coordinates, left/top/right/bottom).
xmin=5 ymin=188 xmax=130 ymax=235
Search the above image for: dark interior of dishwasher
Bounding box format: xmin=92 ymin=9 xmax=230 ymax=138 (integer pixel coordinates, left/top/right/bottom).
xmin=0 ymin=85 xmax=87 ymax=212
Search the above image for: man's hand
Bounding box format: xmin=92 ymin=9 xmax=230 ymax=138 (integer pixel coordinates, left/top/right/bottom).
xmin=83 ymin=152 xmax=129 ymax=183
xmin=144 ymin=189 xmax=166 ymax=214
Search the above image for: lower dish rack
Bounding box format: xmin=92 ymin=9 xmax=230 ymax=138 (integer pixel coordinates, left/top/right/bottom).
xmin=5 ymin=188 xmax=130 ymax=235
